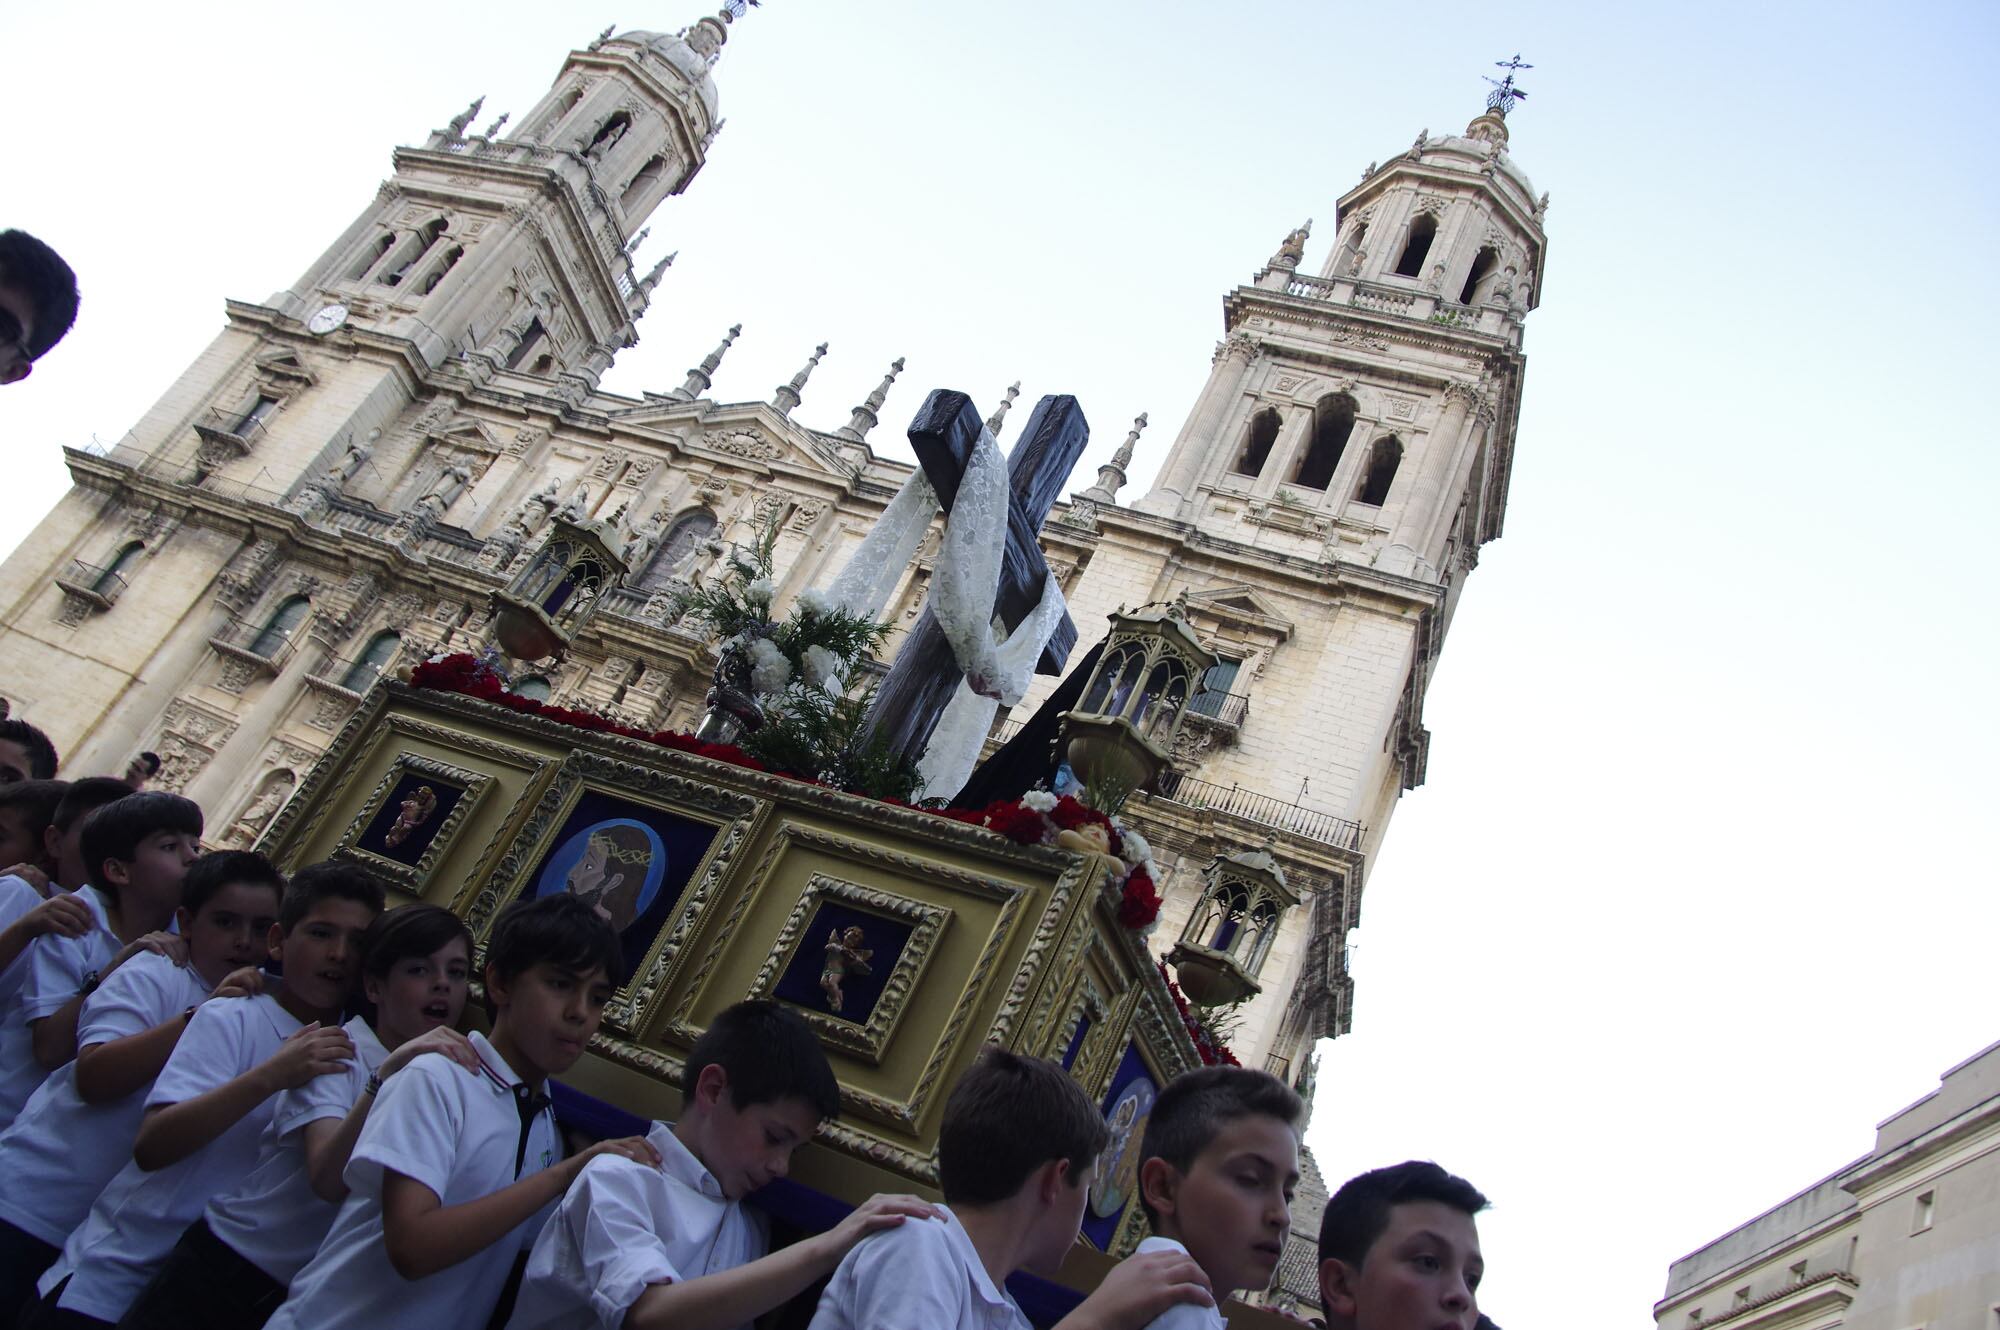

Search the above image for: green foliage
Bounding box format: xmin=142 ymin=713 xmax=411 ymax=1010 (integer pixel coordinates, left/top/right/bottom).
xmin=742 ymin=684 xmax=925 ymax=803
xmin=1081 ymin=768 xmax=1137 ymax=817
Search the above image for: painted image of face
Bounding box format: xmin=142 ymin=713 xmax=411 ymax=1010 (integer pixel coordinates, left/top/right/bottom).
xmin=366 ymin=935 xmax=472 ymax=1046
xmin=180 ymin=882 xmax=282 ymax=986
xmin=1320 ymin=1200 xmax=1483 ymax=1330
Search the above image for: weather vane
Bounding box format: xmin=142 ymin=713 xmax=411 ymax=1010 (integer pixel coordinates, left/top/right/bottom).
xmin=1484 ymin=54 xmax=1532 ymax=115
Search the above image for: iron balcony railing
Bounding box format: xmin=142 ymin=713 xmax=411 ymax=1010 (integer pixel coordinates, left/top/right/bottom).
xmin=53 ymin=559 xmax=128 ymax=610
xmin=1185 ymin=689 xmax=1250 ymax=727
xmin=209 ymin=615 xmax=304 ymax=673
xmin=1151 ymin=770 xmax=1364 ymax=851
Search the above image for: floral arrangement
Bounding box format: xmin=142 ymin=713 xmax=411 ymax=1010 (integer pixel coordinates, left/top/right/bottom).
xmin=1159 ymin=962 xmax=1241 ymax=1067
xmin=931 ymin=791 xmax=1163 ymax=932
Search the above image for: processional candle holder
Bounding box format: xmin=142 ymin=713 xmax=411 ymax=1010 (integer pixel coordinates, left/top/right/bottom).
xmin=488 ymin=516 xmax=629 ymax=663
xmin=1057 ymin=598 xmax=1217 ymax=802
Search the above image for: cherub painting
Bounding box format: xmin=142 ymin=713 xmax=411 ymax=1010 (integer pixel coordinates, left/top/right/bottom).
xmin=819 ymin=926 xmax=873 ymax=1013
xmin=382 ymin=785 xmax=438 ymax=849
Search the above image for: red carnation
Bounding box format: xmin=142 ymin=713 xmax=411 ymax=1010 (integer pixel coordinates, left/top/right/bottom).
xmin=983 ymin=802 xmax=1052 ymax=845
xmin=1118 ymin=868 xmax=1160 ymax=929
xmin=1047 ymin=796 xmax=1098 ymax=832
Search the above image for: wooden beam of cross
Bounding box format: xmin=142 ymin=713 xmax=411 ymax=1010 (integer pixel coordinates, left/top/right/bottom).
xmin=859 ymin=389 xmax=1089 ymax=771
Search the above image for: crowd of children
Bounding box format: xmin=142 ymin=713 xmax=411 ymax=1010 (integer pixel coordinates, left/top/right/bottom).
xmin=0 ymin=716 xmax=1492 ymax=1329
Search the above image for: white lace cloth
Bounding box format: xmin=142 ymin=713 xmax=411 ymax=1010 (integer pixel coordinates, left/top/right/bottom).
xmin=823 ymin=426 xmax=1066 ymax=799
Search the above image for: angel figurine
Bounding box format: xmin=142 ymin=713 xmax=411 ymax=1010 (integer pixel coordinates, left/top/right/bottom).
xmin=819 ymin=926 xmax=873 ymax=1014
xmin=382 ymin=784 xmax=439 ymax=849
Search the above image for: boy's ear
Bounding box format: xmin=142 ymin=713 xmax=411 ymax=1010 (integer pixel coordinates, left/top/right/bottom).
xmin=175 ymin=906 xmax=194 ymax=936
xmin=41 ymin=824 xmax=60 ymax=864
xmin=1138 ymin=1156 xmax=1180 ymax=1222
xmin=264 ymin=921 xmax=285 ymax=964
xmin=1318 ymin=1256 xmax=1360 ymax=1321
xmin=694 ymin=1060 xmax=731 ymax=1110
xmin=101 ymin=856 xmax=132 ymax=888
xmin=484 ymin=963 xmax=510 ymax=1009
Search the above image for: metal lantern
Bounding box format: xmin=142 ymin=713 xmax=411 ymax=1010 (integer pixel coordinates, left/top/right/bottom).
xmin=1058 ymin=596 xmax=1217 ymax=798
xmin=488 ymin=516 xmax=628 ymax=662
xmin=1166 ymin=846 xmax=1299 ymax=1005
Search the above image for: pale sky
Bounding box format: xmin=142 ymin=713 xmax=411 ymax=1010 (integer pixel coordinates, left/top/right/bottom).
xmin=5 ymin=2 xmax=1999 ymax=1324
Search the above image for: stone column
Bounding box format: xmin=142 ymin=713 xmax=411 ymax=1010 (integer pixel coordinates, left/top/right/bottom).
xmin=1377 ymin=382 xmax=1479 ymax=579
xmin=1137 ymin=334 xmax=1258 ymax=515
xmin=1257 ymin=406 xmax=1315 ymax=497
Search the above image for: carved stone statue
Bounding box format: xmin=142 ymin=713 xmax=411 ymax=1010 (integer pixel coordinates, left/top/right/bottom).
xmin=623 ymin=507 xmax=669 ymax=565
xmin=559 ymin=483 xmax=592 ymax=523
xmin=1268 ymin=219 xmax=1311 ymax=270
xmin=223 ymin=777 xmax=294 ymax=849
xmin=508 ymin=480 xmax=561 ymax=539
xmin=414 ymin=464 xmax=472 ymax=521
xmin=332 ymin=429 xmax=379 ymax=488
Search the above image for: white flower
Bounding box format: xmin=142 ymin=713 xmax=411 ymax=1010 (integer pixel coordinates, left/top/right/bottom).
xmin=1118 ymin=827 xmax=1153 ymax=866
xmin=1020 ymin=789 xmax=1058 ymax=813
xmin=802 ymin=643 xmax=843 ymax=690
xmin=744 ymin=577 xmax=775 ymax=606
xmin=797 ymin=586 xmax=832 ymax=614
xmin=748 ymin=637 xmax=792 ymax=697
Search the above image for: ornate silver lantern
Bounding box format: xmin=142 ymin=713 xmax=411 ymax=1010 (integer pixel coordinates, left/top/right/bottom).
xmin=1058 ymin=596 xmax=1217 ymax=800
xmin=488 ymin=516 xmax=628 ymax=663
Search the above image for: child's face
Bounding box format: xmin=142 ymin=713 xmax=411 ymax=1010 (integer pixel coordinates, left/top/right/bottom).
xmin=1156 ymin=1115 xmax=1298 ymax=1299
xmin=365 ymin=936 xmax=472 ymax=1045
xmin=108 ymin=828 xmax=202 ymax=908
xmin=1320 ymin=1201 xmax=1482 ymax=1330
xmin=492 ymin=961 xmax=613 ymax=1079
xmin=180 ymin=883 xmax=282 ymax=986
xmin=690 ymin=1080 xmax=821 ymax=1200
xmin=0 ymin=739 xmax=35 ymax=785
xmin=0 ymin=808 xmax=42 ymax=870
xmin=273 ymin=898 xmax=377 ymax=1014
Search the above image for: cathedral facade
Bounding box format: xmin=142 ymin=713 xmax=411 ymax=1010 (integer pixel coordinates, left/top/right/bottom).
xmin=0 ymin=9 xmax=1544 ymax=1194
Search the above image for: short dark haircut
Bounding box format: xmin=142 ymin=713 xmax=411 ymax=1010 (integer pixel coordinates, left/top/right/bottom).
xmin=279 ymin=860 xmax=386 ymax=932
xmin=78 ymin=791 xmax=203 ymax=896
xmin=683 ymin=1000 xmax=840 ymax=1121
xmin=135 ymin=752 xmax=161 ymax=776
xmin=485 ymin=893 xmax=621 ymax=998
xmin=1318 ymin=1161 xmax=1489 ymax=1269
xmin=362 ymin=903 xmax=473 ymax=981
xmin=938 ymin=1047 xmax=1109 ymax=1206
xmin=53 ymin=777 xmax=138 ymax=833
xmin=181 ymin=850 xmax=285 ymax=918
xmin=1137 ymin=1066 xmax=1304 ymax=1227
xmin=0 ymin=230 xmax=81 ymax=360
xmin=0 ymin=779 xmax=68 ymax=838
xmin=0 ymin=719 xmax=58 ymax=780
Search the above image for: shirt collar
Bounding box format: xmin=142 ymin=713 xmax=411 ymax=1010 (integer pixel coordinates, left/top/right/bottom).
xmin=346 ymin=1016 xmax=390 ymax=1067
xmin=1136 ymin=1235 xmax=1190 ymax=1257
xmin=936 ymin=1205 xmax=1017 ymax=1310
xmin=652 ymin=1121 xmax=728 ymax=1200
xmin=470 ymin=1029 xmax=551 ymax=1116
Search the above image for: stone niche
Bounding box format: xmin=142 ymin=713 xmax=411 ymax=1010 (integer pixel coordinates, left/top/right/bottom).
xmin=261 ymin=685 xmax=1305 ymax=1322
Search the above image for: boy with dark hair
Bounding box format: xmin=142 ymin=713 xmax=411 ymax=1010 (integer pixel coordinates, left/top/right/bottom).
xmin=0 ymin=779 xmax=65 ymax=876
xmin=0 ymin=779 xmax=140 ymax=1127
xmin=1131 ymin=1066 xmax=1303 ymax=1328
xmin=0 ymin=852 xmax=280 ymax=1320
xmin=810 ymin=1047 xmax=1215 ymax=1330
xmin=1316 ymin=1161 xmax=1488 ymax=1330
xmin=121 ymin=754 xmax=162 ymax=792
xmin=509 ymin=998 xmax=936 ymax=1329
xmin=0 ymin=718 xmax=59 ymax=783
xmin=25 ymin=792 xmax=204 ymax=1074
xmin=266 ymin=894 xmax=658 ymax=1330
xmin=29 ymin=861 xmax=384 ymax=1327
xmin=0 ymin=229 xmax=81 ymax=385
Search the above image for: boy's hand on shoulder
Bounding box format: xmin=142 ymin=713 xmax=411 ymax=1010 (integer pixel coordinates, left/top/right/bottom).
xmin=4 ymin=864 xmax=52 ymax=896
xmin=113 ymin=930 xmax=188 ymax=972
xmin=379 ymin=1027 xmax=477 ymax=1079
xmin=23 ymin=891 xmax=92 ymax=939
xmin=569 ymin=1133 xmax=662 ymax=1178
xmin=261 ymin=1021 xmax=357 ymax=1091
xmin=211 ymin=967 xmax=264 ymax=1000
xmin=1064 ymin=1250 xmax=1214 ymax=1330
xmin=823 ymin=1193 xmax=940 ymax=1257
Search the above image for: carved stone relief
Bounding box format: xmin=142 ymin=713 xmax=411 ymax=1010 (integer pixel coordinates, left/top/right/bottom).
xmin=151 ymin=700 xmax=239 ymax=793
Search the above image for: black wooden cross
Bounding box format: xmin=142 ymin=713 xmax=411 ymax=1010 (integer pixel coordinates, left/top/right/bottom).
xmin=860 ymin=389 xmax=1090 ymax=771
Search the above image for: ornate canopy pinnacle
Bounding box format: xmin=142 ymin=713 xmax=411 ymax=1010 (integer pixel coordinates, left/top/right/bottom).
xmin=985 ymin=381 xmax=1021 ymax=439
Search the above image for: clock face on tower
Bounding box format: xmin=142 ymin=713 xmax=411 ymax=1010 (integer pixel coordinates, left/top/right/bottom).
xmin=307 ymin=303 xmax=349 ymax=336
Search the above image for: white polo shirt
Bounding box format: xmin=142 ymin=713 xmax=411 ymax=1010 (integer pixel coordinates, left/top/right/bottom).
xmin=0 ymin=874 xmax=50 ymax=1129
xmin=0 ymin=950 xmax=213 ymax=1247
xmin=41 ymin=992 xmax=304 ymax=1322
xmin=203 ymin=1015 xmax=389 ymax=1284
xmin=507 ymin=1119 xmax=768 ymax=1330
xmin=266 ymin=1031 xmax=563 ymax=1330
xmin=1133 ymin=1236 xmax=1227 ymax=1330
xmin=809 ymin=1205 xmax=1030 ymax=1330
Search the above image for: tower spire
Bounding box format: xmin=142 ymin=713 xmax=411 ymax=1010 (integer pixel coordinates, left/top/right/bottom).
xmin=637 ymin=250 xmax=677 ymax=297
xmin=985 ymin=381 xmax=1021 ymax=439
xmin=668 ymin=322 xmax=739 ymax=402
xmin=836 ymin=356 xmax=904 ymax=443
xmin=1078 ymin=413 xmax=1148 ymax=504
xmin=772 ymin=342 xmax=827 ymax=419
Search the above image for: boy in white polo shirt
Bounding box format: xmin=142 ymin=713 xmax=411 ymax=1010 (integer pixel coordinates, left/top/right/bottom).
xmin=265 ymin=894 xmax=659 ymax=1330
xmin=21 ymin=792 xmax=205 ymax=1078
xmin=27 ymin=861 xmax=382 ymax=1328
xmin=809 ymin=1048 xmax=1216 ymax=1330
xmin=0 ymin=851 xmax=280 ymax=1322
xmin=508 ymin=998 xmax=937 ymax=1330
xmin=1129 ymin=1066 xmax=1303 ymax=1330
xmin=124 ymin=903 xmax=480 ymax=1329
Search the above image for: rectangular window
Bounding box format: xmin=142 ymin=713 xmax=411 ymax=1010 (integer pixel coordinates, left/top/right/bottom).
xmin=1189 ymin=657 xmax=1241 ymax=717
xmin=233 ymin=395 xmax=276 ymax=434
xmin=1914 ymin=1189 xmax=1935 ymax=1233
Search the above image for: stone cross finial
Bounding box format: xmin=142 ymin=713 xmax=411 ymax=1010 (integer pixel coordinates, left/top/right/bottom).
xmin=985 ymin=381 xmax=1021 ymax=439
xmin=772 ymin=342 xmax=828 ymax=418
xmin=447 ymin=97 xmax=485 ymax=138
xmin=670 ymin=323 xmax=740 ymax=401
xmin=836 ymin=356 xmax=905 ymax=443
xmin=481 ymin=112 xmax=510 ymax=139
xmin=1078 ymin=412 xmax=1147 ymax=504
